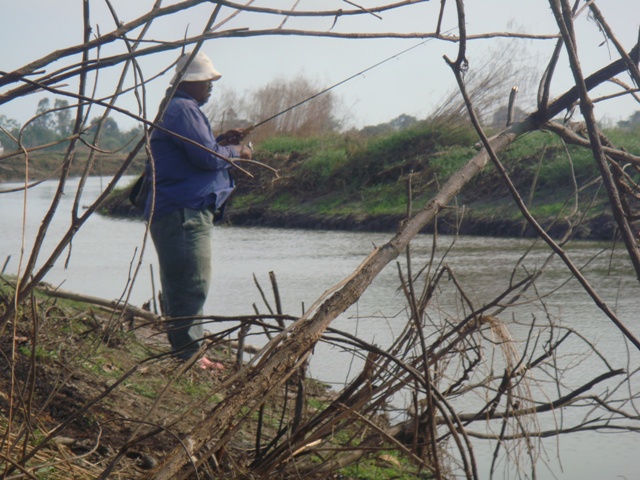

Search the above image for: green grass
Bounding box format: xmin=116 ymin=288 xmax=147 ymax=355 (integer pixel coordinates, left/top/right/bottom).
xmin=257 ymin=135 xmax=332 ymax=155
xmin=429 ymin=145 xmax=477 ymax=180
xmin=270 ymin=192 xmax=298 ymax=211
xmin=339 ymin=458 xmax=424 ymax=480
xmin=242 ymin=124 xmax=614 ymax=223
xmin=231 ymin=192 xmax=267 ymax=209
xmin=82 ymin=352 xmax=124 ymax=378
xmin=538 ymin=146 xmax=598 ymax=186
xmin=299 ymin=148 xmax=349 ymax=186
xmin=502 ymin=130 xmax=559 ymax=159
xmin=178 ymin=377 xmax=219 ymax=398
xmin=302 ymin=194 xmax=348 ymax=215
xmin=360 ymin=183 xmax=408 ymax=215
xmin=603 ymin=127 xmax=640 ymax=153
xmin=18 ymin=344 xmax=58 ymax=361
xmin=128 ymin=382 xmax=160 ymax=399
xmin=528 ymin=199 xmax=575 ymax=218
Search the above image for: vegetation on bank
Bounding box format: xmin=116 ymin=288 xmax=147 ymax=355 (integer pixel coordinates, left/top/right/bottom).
xmin=233 ymin=120 xmax=639 ymax=240
xmin=4 ymin=119 xmax=639 ymax=241
xmin=0 ymin=279 xmax=428 ymax=480
xmin=98 ymin=119 xmax=640 ymax=241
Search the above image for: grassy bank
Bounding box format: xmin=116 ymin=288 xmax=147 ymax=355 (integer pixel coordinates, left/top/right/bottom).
xmin=224 ymin=121 xmax=639 ymax=240
xmin=97 ymin=121 xmax=640 ymax=240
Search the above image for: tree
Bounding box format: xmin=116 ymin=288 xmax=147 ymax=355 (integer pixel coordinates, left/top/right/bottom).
xmin=359 ymin=113 xmax=418 ymax=136
xmin=0 ymin=114 xmax=20 ymax=151
xmin=491 ymin=104 xmax=527 ymax=128
xmin=21 ymin=98 xmax=57 ymax=148
xmin=87 ymin=116 xmax=122 ymax=151
xmin=206 ymin=85 xmax=252 ymax=133
xmin=208 ymin=75 xmax=340 ymax=142
xmin=54 ymin=99 xmax=73 ymax=138
xmin=618 ymin=110 xmax=640 ymax=129
xmin=389 ymin=113 xmax=417 ymax=131
xmin=1 ymin=100 xmax=137 ymax=153
xmin=252 ymin=75 xmax=338 ymax=137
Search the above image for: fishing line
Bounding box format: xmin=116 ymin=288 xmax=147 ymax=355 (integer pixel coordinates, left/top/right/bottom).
xmin=249 ymin=33 xmax=447 ymax=131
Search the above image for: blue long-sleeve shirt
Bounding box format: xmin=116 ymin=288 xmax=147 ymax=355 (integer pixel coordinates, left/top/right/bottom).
xmin=144 ymin=90 xmax=238 ymax=221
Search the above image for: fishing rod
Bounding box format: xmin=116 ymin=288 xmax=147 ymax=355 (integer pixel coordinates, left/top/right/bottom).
xmin=134 ymin=36 xmax=443 ymax=204
xmin=218 ymin=35 xmax=440 ymax=145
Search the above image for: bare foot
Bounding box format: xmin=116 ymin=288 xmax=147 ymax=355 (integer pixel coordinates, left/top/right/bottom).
xmin=199 ymin=357 xmax=225 ymax=370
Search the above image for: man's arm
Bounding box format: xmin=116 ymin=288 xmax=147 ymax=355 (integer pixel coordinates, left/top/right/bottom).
xmin=170 ymin=102 xmax=238 ymax=170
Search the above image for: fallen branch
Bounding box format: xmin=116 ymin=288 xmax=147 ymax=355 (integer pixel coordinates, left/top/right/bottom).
xmin=36 ymin=282 xmax=159 ymax=322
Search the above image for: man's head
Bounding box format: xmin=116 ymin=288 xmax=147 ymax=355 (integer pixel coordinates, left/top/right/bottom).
xmin=171 ymin=52 xmax=221 ymax=105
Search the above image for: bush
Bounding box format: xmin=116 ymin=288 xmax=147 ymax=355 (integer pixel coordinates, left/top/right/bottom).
xmin=298 ymin=148 xmax=348 ymax=189
xmin=429 ymin=145 xmax=477 ymax=180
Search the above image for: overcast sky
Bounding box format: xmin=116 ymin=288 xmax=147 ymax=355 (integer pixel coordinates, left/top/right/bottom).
xmin=1 ymin=0 xmax=638 ymax=132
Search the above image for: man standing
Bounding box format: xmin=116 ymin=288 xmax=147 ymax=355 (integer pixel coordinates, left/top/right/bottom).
xmin=145 ymin=51 xmax=251 ymax=369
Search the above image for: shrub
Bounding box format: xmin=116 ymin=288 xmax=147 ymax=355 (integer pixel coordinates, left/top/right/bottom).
xmin=298 ymin=148 xmax=348 ymax=188
xmin=429 ymin=145 xmax=477 ymax=180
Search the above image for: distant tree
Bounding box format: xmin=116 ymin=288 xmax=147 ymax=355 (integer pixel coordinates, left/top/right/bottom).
xmin=358 ymin=123 xmax=390 ymax=137
xmin=121 ymin=124 xmax=144 ymax=152
xmin=359 ymin=114 xmax=418 ymax=137
xmin=207 ymin=75 xmax=339 ymax=142
xmin=86 ymin=116 xmax=142 ymax=152
xmin=0 ymin=114 xmax=20 ymax=151
xmin=53 ymin=99 xmax=73 ymax=138
xmin=618 ymin=111 xmax=640 ymax=130
xmin=250 ymin=75 xmax=338 ymax=138
xmin=12 ymin=98 xmax=76 ymax=150
xmin=206 ymin=85 xmax=252 ymax=133
xmin=389 ymin=114 xmax=418 ymax=131
xmin=21 ymin=98 xmax=57 ymax=148
xmin=3 ymin=99 xmax=139 ymax=154
xmin=490 ymin=104 xmax=527 ymax=129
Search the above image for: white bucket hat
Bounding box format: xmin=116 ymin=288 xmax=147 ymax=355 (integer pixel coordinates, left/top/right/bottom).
xmin=170 ymin=51 xmax=222 ymax=84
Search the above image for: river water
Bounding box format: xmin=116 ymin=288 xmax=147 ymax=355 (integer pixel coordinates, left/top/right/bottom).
xmin=1 ymin=176 xmax=639 ymax=479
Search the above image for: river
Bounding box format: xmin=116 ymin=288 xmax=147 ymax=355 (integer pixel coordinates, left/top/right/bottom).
xmin=1 ymin=176 xmax=639 ymax=479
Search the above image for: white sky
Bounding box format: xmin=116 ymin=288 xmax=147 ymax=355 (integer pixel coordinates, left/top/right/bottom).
xmin=1 ymin=0 xmax=639 ymax=132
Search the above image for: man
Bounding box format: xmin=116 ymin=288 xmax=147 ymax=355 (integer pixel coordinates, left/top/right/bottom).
xmin=144 ymin=51 xmax=251 ymax=369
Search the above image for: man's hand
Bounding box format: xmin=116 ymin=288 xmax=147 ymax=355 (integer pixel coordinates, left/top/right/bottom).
xmin=216 ymin=129 xmax=245 ymax=146
xmin=230 ymin=144 xmax=252 ymax=159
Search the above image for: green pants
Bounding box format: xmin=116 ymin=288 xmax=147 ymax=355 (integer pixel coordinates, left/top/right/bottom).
xmin=150 ymin=207 xmax=214 ymax=360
